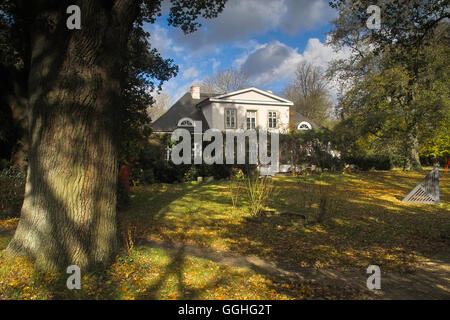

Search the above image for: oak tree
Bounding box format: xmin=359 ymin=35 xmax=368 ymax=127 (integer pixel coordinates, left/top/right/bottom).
xmin=1 ymin=0 xmax=227 ymax=270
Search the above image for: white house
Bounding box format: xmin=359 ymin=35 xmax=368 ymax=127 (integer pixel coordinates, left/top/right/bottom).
xmin=152 ymin=86 xmax=316 ymax=133
xmin=152 ymin=86 xmax=318 ymax=174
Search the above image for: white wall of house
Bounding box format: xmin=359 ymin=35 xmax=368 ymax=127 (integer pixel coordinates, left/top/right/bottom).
xmin=201 ymin=89 xmax=291 ymax=133
xmin=203 ymin=102 xmax=290 ymax=132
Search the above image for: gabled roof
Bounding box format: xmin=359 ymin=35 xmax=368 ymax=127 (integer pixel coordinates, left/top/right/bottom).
xmin=151 ymin=92 xmax=214 ymax=133
xmin=207 ymin=87 xmax=294 ymax=106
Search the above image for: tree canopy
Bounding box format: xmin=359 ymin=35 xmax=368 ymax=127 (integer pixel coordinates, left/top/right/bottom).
xmin=328 ymin=0 xmax=450 ymax=169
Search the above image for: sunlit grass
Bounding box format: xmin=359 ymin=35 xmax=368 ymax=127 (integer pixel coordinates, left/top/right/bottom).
xmin=0 ymin=169 xmax=448 ymax=299
xmin=121 ymin=169 xmax=449 ymax=272
xmin=1 ymin=246 xmax=360 ymax=300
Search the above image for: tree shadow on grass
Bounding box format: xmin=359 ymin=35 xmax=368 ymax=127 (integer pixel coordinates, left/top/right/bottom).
xmin=217 ymin=174 xmax=450 ymax=299
xmin=136 ymin=244 xmax=229 ymax=300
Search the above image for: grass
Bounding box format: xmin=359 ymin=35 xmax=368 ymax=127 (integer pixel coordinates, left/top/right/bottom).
xmin=0 ymin=169 xmax=449 ymax=299
xmin=122 ymin=169 xmax=450 ymax=272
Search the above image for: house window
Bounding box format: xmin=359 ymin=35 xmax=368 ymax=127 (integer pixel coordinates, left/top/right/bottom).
xmin=225 ymin=109 xmax=236 ymax=129
xmin=246 ymin=111 xmax=256 ymax=129
xmin=297 ymin=121 xmax=312 ymax=130
xmin=268 ymin=111 xmax=278 ymax=128
xmin=178 ymin=117 xmax=195 ymax=127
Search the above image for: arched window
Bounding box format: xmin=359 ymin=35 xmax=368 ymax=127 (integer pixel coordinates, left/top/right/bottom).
xmin=297 ymin=121 xmax=312 ymax=130
xmin=178 ymin=117 xmax=195 ymax=127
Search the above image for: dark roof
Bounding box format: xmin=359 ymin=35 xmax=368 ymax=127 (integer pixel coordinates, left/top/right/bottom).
xmin=290 ymin=111 xmax=319 ymax=129
xmin=151 ymin=93 xmax=215 ymax=132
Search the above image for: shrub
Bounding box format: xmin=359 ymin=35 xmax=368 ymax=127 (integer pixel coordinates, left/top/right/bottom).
xmin=296 ymin=176 xmax=339 ymax=224
xmin=343 ymin=155 xmax=392 ymax=171
xmin=372 ymin=155 xmax=392 ymax=170
xmin=281 ymin=129 xmax=343 ymax=172
xmin=0 ymin=167 xmax=26 ymax=217
xmin=316 ymin=194 xmax=338 ymax=224
xmin=228 ymin=168 xmax=244 ymax=209
xmin=246 ymin=176 xmax=274 ymax=217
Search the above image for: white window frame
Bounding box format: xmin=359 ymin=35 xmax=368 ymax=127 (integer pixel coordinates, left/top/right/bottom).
xmin=246 ymin=110 xmax=257 ymax=130
xmin=268 ymin=111 xmax=278 ymax=129
xmin=297 ymin=121 xmax=312 ymax=130
xmin=178 ymin=117 xmax=195 ymax=127
xmin=225 ymin=109 xmax=237 ymax=129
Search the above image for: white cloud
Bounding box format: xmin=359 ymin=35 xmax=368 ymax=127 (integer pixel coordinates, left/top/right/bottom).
xmin=303 ymin=36 xmax=350 ymax=71
xmin=237 ymin=38 xmax=351 ymax=95
xmin=172 ymin=0 xmax=336 ymax=54
xmin=147 ymin=24 xmax=183 ymax=56
xmin=240 ymin=41 xmax=303 ymax=86
xmin=280 ymin=0 xmax=335 ymax=34
xmin=182 ymin=66 xmax=200 ymax=80
xmin=210 ymin=58 xmax=221 ymax=74
xmin=232 ymin=40 xmax=266 ymax=69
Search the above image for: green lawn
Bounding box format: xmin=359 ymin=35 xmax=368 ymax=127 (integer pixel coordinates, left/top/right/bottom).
xmin=0 ymin=169 xmax=449 ymax=299
xmin=123 ymin=169 xmax=450 ymax=272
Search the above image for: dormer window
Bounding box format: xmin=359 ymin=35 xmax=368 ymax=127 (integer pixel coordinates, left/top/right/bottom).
xmin=178 ymin=117 xmax=195 ymax=127
xmin=297 ymin=121 xmax=312 ymax=130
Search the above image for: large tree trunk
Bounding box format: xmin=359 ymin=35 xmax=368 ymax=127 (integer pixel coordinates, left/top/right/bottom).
xmin=404 ymin=132 xmax=422 ymax=171
xmin=5 ymin=1 xmax=136 ymax=271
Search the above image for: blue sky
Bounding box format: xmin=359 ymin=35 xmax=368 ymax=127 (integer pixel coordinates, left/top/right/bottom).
xmin=144 ymin=0 xmax=348 ymax=104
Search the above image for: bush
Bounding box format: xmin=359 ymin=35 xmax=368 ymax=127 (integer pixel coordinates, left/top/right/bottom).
xmin=343 ymin=155 xmax=392 ymax=171
xmin=316 ymin=193 xmax=338 ymax=224
xmin=0 ymin=167 xmax=26 ymax=217
xmin=372 ymin=155 xmax=392 ymax=170
xmin=246 ymin=176 xmax=274 ymax=217
xmin=281 ymin=129 xmax=343 ymax=172
xmin=228 ymin=168 xmax=244 ymax=209
xmin=419 ymin=156 xmax=446 ymax=167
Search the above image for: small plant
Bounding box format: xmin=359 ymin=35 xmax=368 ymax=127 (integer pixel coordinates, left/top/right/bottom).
xmin=228 ymin=179 xmax=241 ymax=209
xmin=228 ymin=168 xmax=244 ymax=209
xmin=246 ymin=175 xmax=274 ymax=217
xmin=315 ymin=189 xmax=338 ymax=224
xmin=120 ymin=222 xmax=136 ymax=254
xmin=296 ymin=175 xmax=338 ymax=224
xmin=296 ymin=175 xmax=315 ymax=210
xmin=117 ymin=209 xmax=137 ymax=254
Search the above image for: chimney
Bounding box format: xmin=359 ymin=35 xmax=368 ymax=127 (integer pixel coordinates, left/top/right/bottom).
xmin=190 ymin=86 xmax=200 ymax=99
xmin=267 ymin=90 xmax=273 ymax=94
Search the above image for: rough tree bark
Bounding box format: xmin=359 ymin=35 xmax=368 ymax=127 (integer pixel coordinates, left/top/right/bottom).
xmin=5 ymin=1 xmax=137 ymax=270
xmin=405 ymin=134 xmax=422 ymax=171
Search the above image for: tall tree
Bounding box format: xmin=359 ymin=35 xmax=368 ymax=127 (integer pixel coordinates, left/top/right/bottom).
xmin=1 ymin=0 xmax=227 ymax=271
xmin=201 ymin=67 xmax=249 ymax=94
xmin=328 ymin=0 xmax=449 ymax=170
xmin=333 ymin=42 xmax=449 ymax=167
xmin=118 ymin=25 xmax=177 ymax=170
xmin=283 ymin=61 xmax=332 ymax=125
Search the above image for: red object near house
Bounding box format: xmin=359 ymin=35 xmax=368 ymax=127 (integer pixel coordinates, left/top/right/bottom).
xmin=445 ymin=158 xmax=450 ymax=175
xmin=119 ymin=164 xmax=130 ymax=191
